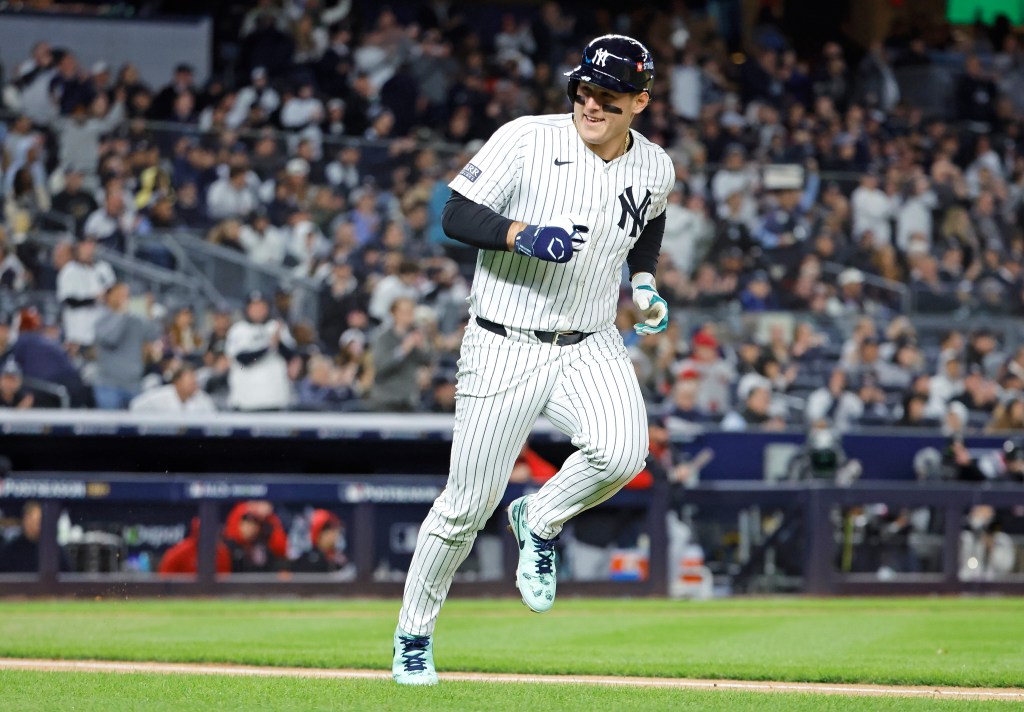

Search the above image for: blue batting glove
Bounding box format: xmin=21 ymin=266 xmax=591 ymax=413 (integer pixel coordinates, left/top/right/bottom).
xmin=632 ymin=274 xmax=668 ymax=334
xmin=514 ymin=216 xmax=588 ymax=264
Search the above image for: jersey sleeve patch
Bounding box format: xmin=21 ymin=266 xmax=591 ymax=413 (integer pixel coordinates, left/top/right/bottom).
xmin=459 ymin=163 xmax=482 ymax=183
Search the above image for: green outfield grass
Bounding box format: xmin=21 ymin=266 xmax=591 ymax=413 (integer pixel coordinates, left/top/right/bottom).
xmin=1 ymin=597 xmax=1022 ymax=690
xmin=0 ymin=670 xmax=1014 ymax=712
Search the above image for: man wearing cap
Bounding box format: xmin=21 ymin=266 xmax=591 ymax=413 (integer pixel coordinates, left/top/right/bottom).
xmin=225 ymin=291 xmax=297 ymax=411
xmin=721 ymin=374 xmax=786 ymax=431
xmin=291 ymin=509 xmax=351 ymax=575
xmin=0 ymin=360 xmax=33 ymax=409
xmin=826 ymin=267 xmax=870 ymax=317
xmin=228 ymin=67 xmax=280 ymax=129
xmin=674 ymin=328 xmax=736 ymax=415
xmin=55 ymin=233 xmax=116 ymax=351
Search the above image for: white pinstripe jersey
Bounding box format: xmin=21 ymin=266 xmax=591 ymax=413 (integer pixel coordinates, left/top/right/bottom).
xmin=449 ymin=113 xmax=675 ymax=334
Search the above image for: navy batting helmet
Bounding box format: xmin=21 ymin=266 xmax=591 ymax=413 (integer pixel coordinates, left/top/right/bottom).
xmin=565 ymin=34 xmax=655 ymax=104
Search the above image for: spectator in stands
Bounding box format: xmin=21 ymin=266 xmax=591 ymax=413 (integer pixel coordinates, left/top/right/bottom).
xmin=280 ymin=79 xmax=324 ymax=132
xmin=157 ymin=516 xmax=232 ymax=576
xmin=4 ymin=161 xmax=51 ymax=245
xmin=368 ymin=296 xmax=433 ymax=412
xmin=55 ymin=235 xmax=115 ymax=352
xmin=290 ymin=509 xmax=352 ymax=575
xmin=806 ymin=368 xmax=863 ymax=432
xmin=82 ymin=189 xmax=133 ymax=253
xmin=164 ymin=305 xmax=204 ymax=359
xmin=55 ymin=89 xmax=125 ymax=175
xmin=954 ymin=366 xmax=1000 ymax=414
xmin=0 ymin=360 xmax=33 ymax=409
xmin=50 ymin=50 xmax=94 ymax=117
xmin=910 ymin=254 xmax=963 ymax=313
xmin=129 ymin=365 xmax=217 ymax=413
xmin=93 ymin=282 xmax=162 ymax=410
xmin=664 ymin=373 xmax=715 ymax=433
xmin=721 ymin=374 xmax=786 ymax=431
xmin=9 ymin=42 xmax=58 ymax=125
xmin=368 ymin=258 xmax=423 ymax=324
xmin=222 ymin=501 xmax=287 ymax=573
xmin=986 ymin=396 xmax=1024 ymax=433
xmin=738 ymin=269 xmax=779 ymax=312
xmin=228 ymin=67 xmax=280 ymax=129
xmin=754 ymin=162 xmax=820 ymax=258
xmin=955 ymin=55 xmax=999 ymax=131
xmin=674 ymin=328 xmax=736 ymax=415
xmin=206 ymin=165 xmax=258 ymax=221
xmin=149 ymin=63 xmax=197 ymax=121
xmin=851 ymin=168 xmax=896 ymax=249
xmin=225 ymin=291 xmax=296 ymax=411
xmin=966 ymin=328 xmax=1004 ymax=378
xmin=51 ymin=168 xmax=98 ymax=232
xmin=0 ymin=501 xmax=69 ymax=573
xmin=0 ymin=308 xmax=90 ymax=406
xmin=295 ymin=354 xmax=356 ymax=411
xmin=238 ymin=209 xmax=286 ymax=267
xmin=0 ymin=241 xmax=28 ymax=292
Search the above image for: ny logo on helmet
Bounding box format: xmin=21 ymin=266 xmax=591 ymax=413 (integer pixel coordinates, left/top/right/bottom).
xmin=592 ymin=48 xmax=611 ymax=67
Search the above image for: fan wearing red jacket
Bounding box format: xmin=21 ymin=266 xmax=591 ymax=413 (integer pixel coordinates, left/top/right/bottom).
xmin=222 ymin=501 xmax=287 ymax=573
xmin=157 ymin=517 xmax=232 ymax=575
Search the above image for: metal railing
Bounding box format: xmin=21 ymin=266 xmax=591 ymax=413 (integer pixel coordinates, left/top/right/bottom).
xmin=822 ymin=260 xmax=911 ymax=313
xmin=32 ymin=231 xmax=211 ymax=309
xmin=144 ymin=230 xmax=322 ymax=323
xmin=22 ymin=377 xmax=70 ymax=408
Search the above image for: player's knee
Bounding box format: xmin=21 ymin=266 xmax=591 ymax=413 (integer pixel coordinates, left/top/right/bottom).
xmin=431 ymin=497 xmax=496 ymax=543
xmin=585 ymin=444 xmax=646 ymax=486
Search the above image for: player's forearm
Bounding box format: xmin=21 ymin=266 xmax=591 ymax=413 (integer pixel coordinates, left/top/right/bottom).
xmin=626 ymin=211 xmax=665 ymax=277
xmin=442 ymin=191 xmax=519 ymax=252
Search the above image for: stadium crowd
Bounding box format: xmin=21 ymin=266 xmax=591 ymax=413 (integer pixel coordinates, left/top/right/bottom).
xmin=0 ymin=2 xmax=1023 ymax=436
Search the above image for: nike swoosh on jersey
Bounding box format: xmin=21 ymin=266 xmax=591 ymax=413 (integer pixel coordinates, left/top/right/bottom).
xmin=553 ymin=159 xmax=573 ymax=166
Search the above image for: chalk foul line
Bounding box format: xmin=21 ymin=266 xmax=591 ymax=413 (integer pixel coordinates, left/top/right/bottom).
xmin=0 ymin=658 xmax=1021 ymax=700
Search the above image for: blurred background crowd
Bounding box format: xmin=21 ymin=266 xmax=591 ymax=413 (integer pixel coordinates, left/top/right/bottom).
xmin=0 ymin=0 xmax=1022 ymax=438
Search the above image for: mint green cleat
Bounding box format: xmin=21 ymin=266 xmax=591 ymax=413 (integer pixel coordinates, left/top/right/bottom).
xmin=507 ymin=495 xmax=558 ymax=613
xmin=392 ymin=627 xmax=438 ymax=686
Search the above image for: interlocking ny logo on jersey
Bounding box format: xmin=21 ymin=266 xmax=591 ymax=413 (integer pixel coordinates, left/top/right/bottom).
xmin=593 ymin=48 xmax=611 ymax=67
xmin=617 ymin=186 xmax=653 ymax=237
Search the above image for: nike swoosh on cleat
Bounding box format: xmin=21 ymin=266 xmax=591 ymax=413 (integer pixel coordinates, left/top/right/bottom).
xmin=553 ymin=159 xmax=573 ymax=166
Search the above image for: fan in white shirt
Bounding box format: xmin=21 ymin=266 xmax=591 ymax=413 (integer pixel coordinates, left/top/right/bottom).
xmin=129 ymin=365 xmax=217 ymax=413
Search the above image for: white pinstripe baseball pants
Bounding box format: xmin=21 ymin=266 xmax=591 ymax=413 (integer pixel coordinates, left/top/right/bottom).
xmin=398 ymin=320 xmax=649 ymax=635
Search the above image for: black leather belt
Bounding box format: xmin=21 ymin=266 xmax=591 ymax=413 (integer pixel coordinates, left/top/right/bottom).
xmin=475 ymin=316 xmax=593 ymax=346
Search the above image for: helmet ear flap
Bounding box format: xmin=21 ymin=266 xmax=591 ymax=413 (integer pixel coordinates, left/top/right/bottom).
xmin=566 ymin=79 xmax=580 ymax=106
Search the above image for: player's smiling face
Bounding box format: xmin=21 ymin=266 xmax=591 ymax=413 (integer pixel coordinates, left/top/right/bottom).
xmin=573 ymin=82 xmax=648 ymax=157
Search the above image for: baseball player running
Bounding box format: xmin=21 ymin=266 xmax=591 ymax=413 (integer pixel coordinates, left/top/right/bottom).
xmin=393 ymin=34 xmax=673 ymax=685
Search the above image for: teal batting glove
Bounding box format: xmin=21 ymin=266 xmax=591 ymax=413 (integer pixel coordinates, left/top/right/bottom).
xmin=631 ymin=273 xmax=668 ymax=335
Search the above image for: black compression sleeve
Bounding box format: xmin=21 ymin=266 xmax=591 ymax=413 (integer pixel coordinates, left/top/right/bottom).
xmin=441 ymin=191 xmax=515 ymax=251
xmin=235 ymin=348 xmax=269 ymax=366
xmin=626 ymin=211 xmax=666 ymax=277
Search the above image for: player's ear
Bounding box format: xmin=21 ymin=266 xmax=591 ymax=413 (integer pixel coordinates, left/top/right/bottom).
xmin=631 ymin=91 xmax=650 ymax=116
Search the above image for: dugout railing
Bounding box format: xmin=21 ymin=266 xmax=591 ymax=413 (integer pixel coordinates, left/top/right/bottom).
xmin=2 ymin=471 xmax=1023 ymax=597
